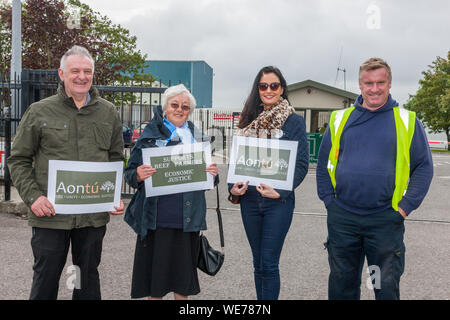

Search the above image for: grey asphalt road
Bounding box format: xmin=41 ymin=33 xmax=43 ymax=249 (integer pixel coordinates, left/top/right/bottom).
xmin=1 ymin=152 xmax=449 ymax=300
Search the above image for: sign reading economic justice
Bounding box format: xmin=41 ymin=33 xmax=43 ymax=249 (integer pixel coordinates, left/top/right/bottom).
xmin=141 ymin=142 xmax=214 ymax=197
xmin=227 ymin=136 xmax=298 ymax=191
xmin=47 ymin=160 xmax=123 ymax=214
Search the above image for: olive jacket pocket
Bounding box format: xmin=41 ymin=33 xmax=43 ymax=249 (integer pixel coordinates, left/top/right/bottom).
xmin=41 ymin=120 xmax=69 ymax=147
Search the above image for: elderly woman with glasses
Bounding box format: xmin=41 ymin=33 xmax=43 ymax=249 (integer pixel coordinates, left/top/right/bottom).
xmin=228 ymin=66 xmax=309 ymax=300
xmin=124 ymin=84 xmax=218 ymax=300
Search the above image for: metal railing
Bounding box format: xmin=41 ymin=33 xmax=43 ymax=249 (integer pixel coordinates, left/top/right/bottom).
xmin=0 ymin=70 xmax=239 ymax=200
xmin=1 ymin=69 xmax=325 ymax=202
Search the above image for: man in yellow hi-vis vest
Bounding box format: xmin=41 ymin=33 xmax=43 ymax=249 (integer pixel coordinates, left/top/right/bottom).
xmin=316 ymin=58 xmax=433 ymax=300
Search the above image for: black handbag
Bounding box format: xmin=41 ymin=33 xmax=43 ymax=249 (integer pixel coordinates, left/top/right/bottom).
xmin=197 ymin=184 xmax=224 ymax=276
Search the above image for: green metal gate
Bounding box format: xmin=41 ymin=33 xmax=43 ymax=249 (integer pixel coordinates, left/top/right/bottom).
xmin=307 ymin=133 xmax=324 ymax=163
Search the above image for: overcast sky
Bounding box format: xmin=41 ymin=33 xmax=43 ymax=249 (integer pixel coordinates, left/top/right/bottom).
xmin=80 ymin=0 xmax=449 ymax=109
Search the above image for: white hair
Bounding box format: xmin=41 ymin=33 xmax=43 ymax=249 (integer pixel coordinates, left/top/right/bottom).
xmin=60 ymin=45 xmax=95 ymax=73
xmin=161 ymin=84 xmax=196 ymax=115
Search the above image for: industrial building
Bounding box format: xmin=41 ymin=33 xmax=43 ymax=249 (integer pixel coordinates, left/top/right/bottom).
xmin=142 ymin=60 xmax=213 ymax=108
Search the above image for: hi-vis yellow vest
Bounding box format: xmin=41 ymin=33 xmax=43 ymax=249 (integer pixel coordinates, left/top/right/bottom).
xmin=327 ymin=106 xmax=416 ymax=211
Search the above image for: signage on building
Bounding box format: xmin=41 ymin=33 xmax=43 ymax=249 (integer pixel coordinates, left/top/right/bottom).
xmin=213 ymin=113 xmax=240 ymax=120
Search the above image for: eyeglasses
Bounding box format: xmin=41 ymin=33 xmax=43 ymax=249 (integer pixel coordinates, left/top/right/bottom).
xmin=258 ymin=82 xmax=281 ymax=91
xmin=170 ymin=103 xmax=190 ymax=112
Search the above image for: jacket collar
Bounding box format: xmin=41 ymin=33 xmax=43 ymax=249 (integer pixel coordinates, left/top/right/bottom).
xmin=57 ymin=83 xmax=99 ymax=110
xmin=138 ymin=106 xmax=210 ymax=143
xmin=354 ymin=94 xmax=398 ymax=113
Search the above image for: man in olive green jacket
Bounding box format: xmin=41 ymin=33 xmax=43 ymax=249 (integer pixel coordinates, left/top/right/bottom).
xmin=7 ymin=45 xmax=125 ymax=300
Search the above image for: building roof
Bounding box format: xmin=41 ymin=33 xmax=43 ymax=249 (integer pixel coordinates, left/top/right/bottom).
xmin=288 ymin=79 xmax=358 ymax=100
xmin=145 ymin=60 xmax=212 ymax=66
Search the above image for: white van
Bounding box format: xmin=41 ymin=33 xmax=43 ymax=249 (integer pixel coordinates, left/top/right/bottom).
xmin=426 ymin=130 xmax=448 ymax=150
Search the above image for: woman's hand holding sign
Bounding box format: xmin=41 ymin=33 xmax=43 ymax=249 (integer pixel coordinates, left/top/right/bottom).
xmin=230 ymin=181 xmax=249 ymax=196
xmin=256 ymin=183 xmax=281 ymax=199
xmin=137 ymin=165 xmax=156 ymax=182
xmin=205 ymin=162 xmax=218 ymax=178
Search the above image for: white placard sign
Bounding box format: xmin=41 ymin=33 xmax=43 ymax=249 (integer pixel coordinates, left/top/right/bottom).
xmin=47 ymin=160 xmax=123 ymax=214
xmin=141 ymin=142 xmax=213 ymax=197
xmin=227 ymin=136 xmax=298 ymax=191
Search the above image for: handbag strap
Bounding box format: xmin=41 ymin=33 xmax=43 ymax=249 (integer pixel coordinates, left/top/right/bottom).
xmin=216 ymin=184 xmax=225 ymax=253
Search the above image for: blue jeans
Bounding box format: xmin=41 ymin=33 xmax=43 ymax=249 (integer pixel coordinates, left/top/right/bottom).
xmin=240 ymin=192 xmax=294 ymax=300
xmin=325 ymin=202 xmax=405 ymax=300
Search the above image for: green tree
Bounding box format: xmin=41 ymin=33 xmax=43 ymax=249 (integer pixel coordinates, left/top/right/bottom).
xmin=404 ymin=52 xmax=450 ymax=144
xmin=0 ymin=0 xmax=152 ymax=85
xmin=0 ymin=1 xmax=12 ymax=74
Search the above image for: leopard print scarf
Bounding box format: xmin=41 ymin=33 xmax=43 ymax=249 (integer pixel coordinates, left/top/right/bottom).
xmin=237 ymin=98 xmax=295 ymax=138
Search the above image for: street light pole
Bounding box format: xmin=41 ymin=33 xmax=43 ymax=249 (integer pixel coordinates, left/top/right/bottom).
xmin=4 ymin=0 xmax=22 ymax=201
xmin=10 ymin=0 xmax=22 ymax=120
xmin=11 ymin=0 xmax=22 ymax=76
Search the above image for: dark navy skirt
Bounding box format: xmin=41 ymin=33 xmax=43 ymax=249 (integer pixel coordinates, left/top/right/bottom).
xmin=131 ymin=227 xmax=200 ymax=298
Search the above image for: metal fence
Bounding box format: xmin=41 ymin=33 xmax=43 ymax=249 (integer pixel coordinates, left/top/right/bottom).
xmin=0 ymin=69 xmax=241 ymax=201
xmin=0 ymin=72 xmax=22 ymax=201
xmin=1 ymin=69 xmax=323 ymax=202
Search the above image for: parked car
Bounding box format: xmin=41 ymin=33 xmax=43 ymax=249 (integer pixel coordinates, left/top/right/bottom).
xmin=131 ymin=121 xmax=149 ymax=145
xmin=122 ymin=125 xmax=132 ymax=147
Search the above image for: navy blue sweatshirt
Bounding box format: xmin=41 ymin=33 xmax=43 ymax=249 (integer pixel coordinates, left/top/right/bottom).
xmin=316 ymin=95 xmax=433 ymax=215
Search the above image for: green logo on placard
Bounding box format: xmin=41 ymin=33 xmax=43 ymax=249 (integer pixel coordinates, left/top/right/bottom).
xmin=55 ymin=171 xmax=116 ymax=204
xmin=235 ymin=146 xmax=290 ymax=181
xmin=151 ymin=151 xmax=207 ymax=187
